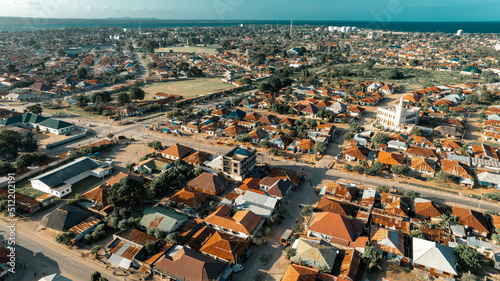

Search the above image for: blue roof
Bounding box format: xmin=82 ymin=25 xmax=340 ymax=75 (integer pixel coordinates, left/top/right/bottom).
xmin=234 ymin=148 xmax=251 ymax=156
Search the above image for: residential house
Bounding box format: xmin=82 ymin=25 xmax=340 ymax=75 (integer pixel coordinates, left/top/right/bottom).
xmin=412 ymin=237 xmax=457 ymax=278
xmin=139 ymin=206 xmax=188 ymax=235
xmin=306 ymin=212 xmax=364 ymax=247
xmin=222 ymin=190 xmax=278 ymax=219
xmin=160 ymin=143 xmax=193 ymax=160
xmin=107 ymin=228 xmax=160 ymax=270
xmin=187 ymin=172 xmax=227 ymax=196
xmin=258 ymin=176 xmax=293 ymax=199
xmin=281 ymin=264 xmax=336 ymax=281
xmin=376 ymin=151 xmax=404 ymax=167
xmin=68 ymin=216 xmax=101 ymax=241
xmin=40 ymin=205 xmax=90 ymax=231
xmin=410 ymin=157 xmax=437 ymax=176
xmin=290 ymin=238 xmax=338 ymax=271
xmin=0 ymin=112 xmax=75 ymax=135
xmin=316 ymin=197 xmax=354 ymax=217
xmin=369 ymin=226 xmax=404 ymax=257
xmin=414 ymin=198 xmax=443 ymax=219
xmin=440 ymin=159 xmax=475 ymax=187
xmin=199 ymin=231 xmax=249 ymax=264
xmin=452 ymin=206 xmax=490 ymax=237
xmin=152 ymin=245 xmax=228 ymax=281
xmin=203 ymin=204 xmax=263 ymax=239
xmin=339 ymin=249 xmax=361 ymax=281
xmin=169 ymin=188 xmax=210 ymax=210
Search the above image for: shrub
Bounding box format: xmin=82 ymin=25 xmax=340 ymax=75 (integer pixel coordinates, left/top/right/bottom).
xmin=55 ymin=232 xmax=75 ymax=245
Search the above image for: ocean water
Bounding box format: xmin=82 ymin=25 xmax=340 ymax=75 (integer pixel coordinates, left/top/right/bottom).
xmin=0 ymin=19 xmax=499 ymax=33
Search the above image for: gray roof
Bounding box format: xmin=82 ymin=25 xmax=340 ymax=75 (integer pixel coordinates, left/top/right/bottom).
xmin=32 ymin=157 xmax=99 ymax=188
xmin=40 ymin=204 xmax=90 ymax=231
xmin=233 ymin=191 xmax=278 ymax=218
xmin=139 ymin=206 xmax=188 ymax=233
xmin=412 ymin=237 xmax=457 ymax=275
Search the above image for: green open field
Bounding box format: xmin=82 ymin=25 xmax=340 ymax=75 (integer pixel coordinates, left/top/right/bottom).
xmin=142 ymin=78 xmax=234 ymax=99
xmin=156 ymin=45 xmax=220 ymax=55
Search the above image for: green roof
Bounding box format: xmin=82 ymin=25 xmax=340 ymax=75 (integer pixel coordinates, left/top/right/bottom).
xmin=139 ymin=206 xmax=188 ymax=233
xmin=0 ymin=113 xmax=73 ymax=130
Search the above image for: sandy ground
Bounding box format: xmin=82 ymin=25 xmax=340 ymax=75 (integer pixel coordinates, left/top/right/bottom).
xmin=155 ymin=45 xmax=219 ymax=55
xmin=141 ymin=78 xmax=234 ymax=99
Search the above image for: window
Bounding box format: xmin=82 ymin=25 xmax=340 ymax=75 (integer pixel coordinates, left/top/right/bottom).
xmin=234 ymin=169 xmax=238 ymax=173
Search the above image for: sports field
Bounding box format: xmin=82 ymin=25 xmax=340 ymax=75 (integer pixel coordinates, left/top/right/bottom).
xmin=156 ymin=45 xmax=219 ymax=55
xmin=142 ymin=78 xmax=233 ymax=99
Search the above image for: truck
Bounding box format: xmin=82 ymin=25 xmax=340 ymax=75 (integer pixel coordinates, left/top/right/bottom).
xmin=280 ymin=229 xmax=293 ymax=246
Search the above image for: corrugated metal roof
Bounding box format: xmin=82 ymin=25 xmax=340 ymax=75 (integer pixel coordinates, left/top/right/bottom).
xmin=68 ymin=216 xmax=100 ymax=236
xmin=139 ymin=207 xmax=188 ymax=233
xmin=32 ymin=157 xmax=99 ymax=187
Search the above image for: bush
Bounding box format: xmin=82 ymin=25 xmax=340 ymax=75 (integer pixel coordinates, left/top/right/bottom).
xmin=284 ymin=247 xmax=296 ymax=260
xmin=292 ymin=223 xmax=304 ymax=234
xmin=404 ymin=190 xmax=420 ymax=200
xmin=376 ymin=186 xmax=389 ymax=193
xmin=455 ymin=244 xmax=484 ymax=269
xmin=117 ymin=217 xmax=136 ymax=230
xmin=300 ymin=206 xmax=314 ymax=218
xmin=485 ymin=193 xmax=500 ymax=201
xmin=165 ymin=232 xmax=179 ymax=244
xmin=390 ymin=165 xmax=406 ymax=175
xmin=55 ymin=232 xmax=75 ymax=245
xmin=252 ymin=236 xmax=265 ymax=245
xmin=90 ymin=245 xmax=102 ymax=256
xmin=461 ymin=272 xmax=477 ymax=281
xmin=352 ymin=165 xmax=365 ymax=174
xmin=409 ymin=229 xmax=425 ymax=239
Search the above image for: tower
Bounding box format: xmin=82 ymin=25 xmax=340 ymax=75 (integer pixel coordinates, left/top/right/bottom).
xmin=290 ymin=18 xmax=293 ymax=37
xmin=139 ymin=22 xmax=142 ymax=35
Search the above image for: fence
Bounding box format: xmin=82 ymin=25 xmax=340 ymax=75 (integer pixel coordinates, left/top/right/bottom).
xmin=45 ymin=127 xmax=89 ymax=148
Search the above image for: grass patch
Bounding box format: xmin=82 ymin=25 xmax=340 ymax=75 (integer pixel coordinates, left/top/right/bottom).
xmin=408 ymin=183 xmax=460 ymax=195
xmin=16 ymin=182 xmax=45 ymax=199
xmin=141 ymin=78 xmax=234 ymax=100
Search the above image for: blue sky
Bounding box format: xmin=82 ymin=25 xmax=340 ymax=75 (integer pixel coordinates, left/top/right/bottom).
xmin=2 ymin=0 xmax=500 ymax=21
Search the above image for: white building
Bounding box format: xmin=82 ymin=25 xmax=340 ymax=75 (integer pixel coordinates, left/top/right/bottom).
xmin=375 ymin=98 xmax=421 ymax=132
xmin=30 ymin=157 xmax=111 ymax=197
xmin=457 ymin=29 xmax=463 ymax=36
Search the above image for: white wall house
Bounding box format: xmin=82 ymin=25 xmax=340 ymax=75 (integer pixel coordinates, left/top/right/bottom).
xmin=375 ymin=98 xmax=420 ymax=132
xmin=30 ymin=157 xmax=111 ymax=197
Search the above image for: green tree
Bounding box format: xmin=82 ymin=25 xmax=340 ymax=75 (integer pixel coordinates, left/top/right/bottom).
xmin=90 ymin=91 xmax=112 ymax=104
xmin=142 ymin=40 xmax=159 ymax=53
xmin=56 ymin=49 xmax=66 ymax=57
xmin=74 ymin=94 xmax=89 ymax=108
xmin=22 ymin=138 xmax=38 ymax=152
xmin=117 ymin=217 xmax=136 ymax=230
xmin=376 ymin=186 xmax=389 ymax=193
xmin=26 ymin=104 xmax=43 ymax=115
xmin=390 ymin=165 xmax=406 ymax=175
xmin=129 ymin=87 xmax=145 ymax=101
xmin=300 ymin=206 xmax=314 ymax=218
xmin=361 ymin=245 xmax=383 ymax=271
xmin=90 ymin=245 xmax=102 ymax=256
xmin=292 ymin=223 xmax=304 ymax=234
xmin=117 ymin=92 xmax=131 ymax=105
xmin=461 ymin=272 xmax=477 ymax=281
xmin=144 ymin=240 xmax=156 ymax=256
xmin=409 ymin=229 xmax=425 ymax=239
xmin=76 ymin=68 xmax=88 ymax=79
xmin=148 ymin=140 xmax=163 ymax=150
xmin=147 ymin=62 xmax=158 ymax=69
xmin=410 ymin=126 xmax=426 ymax=137
xmin=6 ymin=64 xmax=16 ymax=73
xmin=252 ymin=236 xmax=265 ymax=245
xmin=90 ymin=271 xmax=103 ymax=281
xmin=404 ymin=190 xmax=420 ymax=200
xmin=372 ymin=132 xmax=389 ymax=145
xmin=438 ymin=213 xmax=459 ymax=228
xmin=371 ymin=162 xmax=386 ymax=172
xmin=125 ymin=162 xmax=135 ymax=171
xmin=284 ymin=247 xmax=297 ymax=260
xmin=455 ymin=244 xmax=484 ymax=269
xmin=314 ymin=142 xmax=326 ymax=154
xmin=0 ymin=161 xmax=15 ymax=177
xmin=235 ymin=134 xmax=252 ymax=143
xmin=15 ymin=152 xmax=48 ymax=169
xmin=165 ymin=232 xmax=180 ymax=244
xmin=55 ymin=232 xmax=75 ymax=245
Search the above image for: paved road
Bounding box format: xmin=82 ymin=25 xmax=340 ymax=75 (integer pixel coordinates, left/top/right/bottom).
xmin=0 ymin=219 xmax=119 ymax=281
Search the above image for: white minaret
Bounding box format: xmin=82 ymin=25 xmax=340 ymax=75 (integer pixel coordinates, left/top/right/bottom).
xmin=139 ymin=22 xmax=142 ymax=35
xmin=457 ymin=29 xmax=463 ymax=36
xmin=290 ymin=18 xmax=293 ymax=37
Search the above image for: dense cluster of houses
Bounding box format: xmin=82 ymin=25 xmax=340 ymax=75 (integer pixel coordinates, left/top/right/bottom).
xmin=0 ymin=44 xmax=140 ymax=101
xmin=279 ymin=180 xmax=500 ymax=281
xmin=35 ymin=139 xmax=307 ymax=281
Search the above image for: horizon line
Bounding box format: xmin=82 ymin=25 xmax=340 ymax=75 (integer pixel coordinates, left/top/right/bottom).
xmin=0 ymin=16 xmax=499 ymax=23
